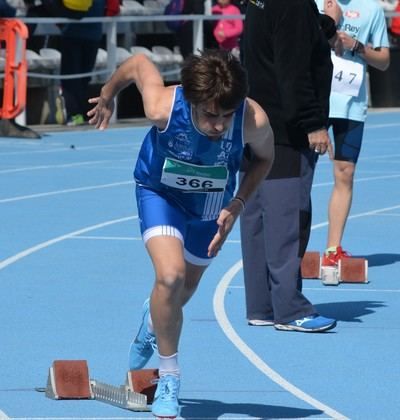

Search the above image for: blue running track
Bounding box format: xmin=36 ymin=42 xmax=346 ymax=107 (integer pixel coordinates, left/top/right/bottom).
xmin=1 ymin=111 xmax=399 ymax=419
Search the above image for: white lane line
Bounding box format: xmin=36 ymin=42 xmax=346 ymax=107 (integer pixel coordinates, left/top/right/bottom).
xmin=0 ymin=216 xmax=137 ymax=270
xmin=69 ymin=235 xmax=142 ymax=241
xmin=68 ymin=235 xmax=241 ymax=244
xmin=3 ymin=171 xmax=399 ymax=205
xmin=213 ymin=261 xmax=349 ymax=420
xmin=0 ymin=142 xmax=137 ymax=157
xmin=313 ymin=173 xmax=400 ymax=187
xmin=311 ymin=204 xmax=400 ymax=230
xmin=0 ymin=159 xmax=132 ymax=175
xmin=229 ymin=285 xmax=400 ymax=293
xmin=2 ymin=204 xmax=399 ymax=418
xmin=365 ymin=122 xmax=400 ymax=129
xmin=0 ymin=216 xmax=137 ymax=418
xmin=211 ymin=203 xmax=400 ymax=419
xmin=0 ymin=181 xmax=133 ymax=203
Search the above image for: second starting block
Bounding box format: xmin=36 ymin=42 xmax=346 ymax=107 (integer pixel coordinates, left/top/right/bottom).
xmin=301 ymin=251 xmax=368 ymax=285
xmin=44 ymin=360 xmax=159 ymax=412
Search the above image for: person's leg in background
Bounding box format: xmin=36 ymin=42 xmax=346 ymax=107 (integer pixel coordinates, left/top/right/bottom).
xmin=323 ymin=118 xmax=363 ymax=265
xmin=59 ymin=37 xmax=99 ymax=125
xmin=60 ymin=37 xmax=83 ymax=125
xmin=241 ymin=145 xmax=336 ymax=332
xmin=240 ymin=181 xmax=274 ymax=325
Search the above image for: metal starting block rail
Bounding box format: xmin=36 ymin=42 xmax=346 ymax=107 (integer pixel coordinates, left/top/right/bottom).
xmin=301 ymin=251 xmax=368 ymax=285
xmin=43 ymin=360 xmax=158 ymax=412
xmin=90 ymin=379 xmax=148 ymax=411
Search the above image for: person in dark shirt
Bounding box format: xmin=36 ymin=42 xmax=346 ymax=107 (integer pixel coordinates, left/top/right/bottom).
xmin=175 ymin=0 xmax=204 ymax=58
xmin=0 ymin=0 xmax=16 ymax=17
xmin=240 ymin=0 xmax=341 ymax=332
xmin=59 ymin=0 xmax=105 ymax=125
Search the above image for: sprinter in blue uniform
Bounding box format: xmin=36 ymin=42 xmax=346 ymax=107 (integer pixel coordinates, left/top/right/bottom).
xmin=88 ymin=49 xmax=274 ymax=418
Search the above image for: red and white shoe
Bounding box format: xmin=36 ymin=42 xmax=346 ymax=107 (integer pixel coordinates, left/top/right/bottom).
xmin=321 ymin=246 xmax=351 ymax=266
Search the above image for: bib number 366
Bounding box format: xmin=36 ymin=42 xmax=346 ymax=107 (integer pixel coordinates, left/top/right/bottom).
xmin=161 ymin=158 xmax=228 ymax=192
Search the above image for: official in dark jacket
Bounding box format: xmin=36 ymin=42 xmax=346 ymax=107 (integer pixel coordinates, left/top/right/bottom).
xmin=240 ymin=0 xmax=339 ymax=332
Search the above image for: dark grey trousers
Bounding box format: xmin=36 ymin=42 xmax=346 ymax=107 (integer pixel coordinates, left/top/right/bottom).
xmin=240 ymin=146 xmax=317 ymax=324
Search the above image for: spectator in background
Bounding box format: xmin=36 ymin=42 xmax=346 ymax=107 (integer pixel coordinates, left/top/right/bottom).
xmin=212 ymin=0 xmax=243 ymax=57
xmin=175 ymin=0 xmax=204 ymax=58
xmin=59 ymin=0 xmax=105 ymax=126
xmin=315 ymin=0 xmax=390 ymax=266
xmin=386 ymin=0 xmax=400 ymax=45
xmin=0 ymin=1 xmax=41 ymax=139
xmin=0 ymin=0 xmax=16 ymax=16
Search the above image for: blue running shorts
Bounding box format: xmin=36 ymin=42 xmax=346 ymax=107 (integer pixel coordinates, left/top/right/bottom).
xmin=329 ymin=118 xmax=364 ymax=164
xmin=135 ymin=185 xmax=219 ymax=266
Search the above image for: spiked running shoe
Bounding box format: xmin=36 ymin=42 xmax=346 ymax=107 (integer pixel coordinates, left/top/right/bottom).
xmin=129 ymin=298 xmax=157 ymax=369
xmin=322 ymin=246 xmax=350 ymax=267
xmin=274 ymin=314 xmax=337 ymax=332
xmin=151 ymin=375 xmax=180 ymax=418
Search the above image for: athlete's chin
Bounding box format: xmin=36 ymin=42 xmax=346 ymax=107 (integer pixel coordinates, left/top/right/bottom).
xmin=208 ymin=133 xmax=223 ymax=141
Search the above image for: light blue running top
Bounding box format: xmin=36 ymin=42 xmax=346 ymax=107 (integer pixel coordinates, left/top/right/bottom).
xmin=134 ymin=86 xmax=246 ymax=220
xmin=315 ymin=0 xmax=389 ymax=122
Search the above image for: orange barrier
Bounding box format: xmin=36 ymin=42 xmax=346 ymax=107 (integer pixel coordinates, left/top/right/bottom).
xmin=0 ymin=19 xmax=28 ymax=120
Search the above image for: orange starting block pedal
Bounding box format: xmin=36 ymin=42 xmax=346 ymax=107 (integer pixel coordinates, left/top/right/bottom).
xmin=301 ymin=252 xmax=368 ymax=285
xmin=301 ymin=251 xmax=321 ymax=279
xmin=45 ymin=360 xmax=93 ymax=400
xmin=44 ymin=360 xmax=150 ymax=411
xmin=321 ymin=257 xmax=369 ymax=285
xmin=127 ymin=369 xmax=159 ymax=404
xmin=338 ymin=257 xmax=368 ymax=283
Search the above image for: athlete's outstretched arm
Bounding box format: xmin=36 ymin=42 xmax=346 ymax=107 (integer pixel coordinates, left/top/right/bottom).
xmin=87 ymin=53 xmax=173 ymax=130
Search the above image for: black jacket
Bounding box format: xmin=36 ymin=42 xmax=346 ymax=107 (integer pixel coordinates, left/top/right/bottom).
xmin=243 ymin=0 xmax=335 ymax=148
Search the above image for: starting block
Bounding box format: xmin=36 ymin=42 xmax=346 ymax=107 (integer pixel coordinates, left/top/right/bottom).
xmin=44 ymin=360 xmax=158 ymax=412
xmin=301 ymin=251 xmax=368 ymax=285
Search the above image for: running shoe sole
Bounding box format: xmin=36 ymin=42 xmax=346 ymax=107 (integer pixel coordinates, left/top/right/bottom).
xmin=274 ymin=320 xmax=337 ymax=332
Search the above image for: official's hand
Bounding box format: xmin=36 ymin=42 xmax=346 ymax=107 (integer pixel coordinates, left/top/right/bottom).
xmin=308 ymin=128 xmax=333 ymax=159
xmin=329 ymin=32 xmax=344 ymax=57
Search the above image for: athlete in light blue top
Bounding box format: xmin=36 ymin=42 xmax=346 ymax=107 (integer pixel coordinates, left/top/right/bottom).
xmin=88 ymin=49 xmax=274 ymax=418
xmin=316 ymin=0 xmax=390 ymax=265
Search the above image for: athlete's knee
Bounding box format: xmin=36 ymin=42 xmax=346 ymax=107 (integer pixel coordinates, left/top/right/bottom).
xmin=155 ymin=266 xmax=186 ymax=295
xmin=334 ymin=161 xmax=355 ymax=186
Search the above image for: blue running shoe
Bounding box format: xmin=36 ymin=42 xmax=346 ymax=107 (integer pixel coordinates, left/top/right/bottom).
xmin=129 ymin=298 xmax=157 ymax=369
xmin=274 ymin=314 xmax=336 ymax=332
xmin=151 ymin=375 xmax=180 ymax=418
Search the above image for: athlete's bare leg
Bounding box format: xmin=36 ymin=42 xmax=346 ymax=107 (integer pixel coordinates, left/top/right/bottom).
xmin=327 ymin=160 xmax=355 ymax=248
xmin=145 ymin=236 xmax=207 ymax=356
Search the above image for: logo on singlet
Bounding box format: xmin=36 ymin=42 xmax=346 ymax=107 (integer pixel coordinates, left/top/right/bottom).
xmin=168 ymin=132 xmax=193 ymax=160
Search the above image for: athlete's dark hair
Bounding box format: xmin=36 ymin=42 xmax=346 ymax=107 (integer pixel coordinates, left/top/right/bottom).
xmin=180 ymin=49 xmax=248 ymax=110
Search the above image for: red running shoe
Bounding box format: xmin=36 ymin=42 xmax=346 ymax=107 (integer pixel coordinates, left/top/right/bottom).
xmin=321 ymin=246 xmax=351 ymax=266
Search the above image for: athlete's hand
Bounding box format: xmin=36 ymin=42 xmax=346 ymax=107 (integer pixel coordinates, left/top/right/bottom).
xmin=207 ymin=200 xmax=242 ymax=257
xmin=337 ymin=31 xmax=358 ymax=52
xmin=87 ymin=94 xmax=115 ymax=130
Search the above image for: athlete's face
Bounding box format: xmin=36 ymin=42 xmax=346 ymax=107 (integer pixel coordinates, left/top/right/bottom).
xmin=192 ymin=101 xmax=236 ymax=141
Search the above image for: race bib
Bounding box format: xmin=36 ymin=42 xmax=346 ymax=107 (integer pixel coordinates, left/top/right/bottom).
xmin=161 ymin=158 xmax=228 ymax=192
xmin=331 ymin=53 xmax=364 ymax=97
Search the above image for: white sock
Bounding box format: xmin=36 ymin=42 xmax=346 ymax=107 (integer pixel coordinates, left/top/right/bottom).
xmin=158 ymin=352 xmax=180 ymax=377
